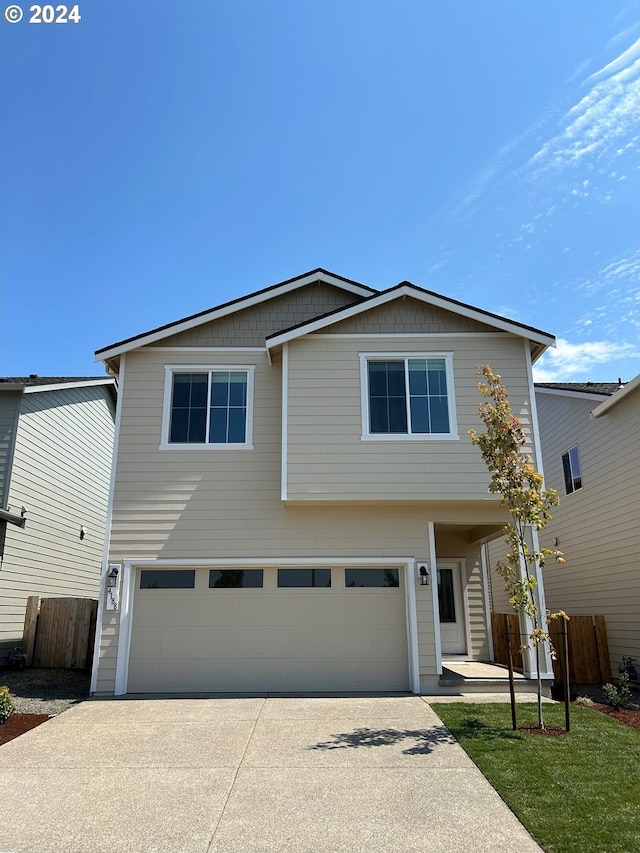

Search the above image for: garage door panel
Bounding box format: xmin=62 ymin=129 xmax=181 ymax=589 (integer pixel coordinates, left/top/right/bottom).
xmin=128 ymin=566 xmax=409 ymax=693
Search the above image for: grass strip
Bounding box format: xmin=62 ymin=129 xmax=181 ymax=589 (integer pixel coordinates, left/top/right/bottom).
xmin=431 ymin=702 xmax=640 ymax=853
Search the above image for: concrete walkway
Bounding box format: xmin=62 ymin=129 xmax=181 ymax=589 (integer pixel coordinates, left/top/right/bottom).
xmin=0 ymin=695 xmax=541 ymax=853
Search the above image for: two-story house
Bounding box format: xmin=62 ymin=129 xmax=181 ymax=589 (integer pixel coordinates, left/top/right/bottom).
xmin=530 ymin=377 xmax=640 ymax=678
xmin=90 ymin=269 xmax=556 ymax=695
xmin=0 ymin=376 xmax=116 ymax=663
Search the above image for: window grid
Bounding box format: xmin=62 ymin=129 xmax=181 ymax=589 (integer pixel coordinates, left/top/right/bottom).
xmin=367 ymin=357 xmax=450 ymax=436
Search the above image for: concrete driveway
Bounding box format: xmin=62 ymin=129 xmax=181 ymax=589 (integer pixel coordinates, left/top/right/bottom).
xmin=0 ymin=695 xmax=541 ymax=853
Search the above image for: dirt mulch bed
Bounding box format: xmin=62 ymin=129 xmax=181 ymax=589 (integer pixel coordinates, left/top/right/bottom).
xmin=519 ymin=725 xmax=567 ymax=736
xmin=0 ymin=713 xmax=52 ymax=746
xmin=589 ymin=702 xmax=640 ymax=730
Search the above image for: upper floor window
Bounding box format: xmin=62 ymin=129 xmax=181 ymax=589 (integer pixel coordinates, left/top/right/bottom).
xmin=359 ymin=353 xmax=457 ymax=440
xmin=161 ymin=365 xmax=254 ymax=449
xmin=562 ymin=445 xmax=582 ymax=494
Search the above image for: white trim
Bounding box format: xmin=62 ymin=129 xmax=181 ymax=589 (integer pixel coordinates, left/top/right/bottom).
xmin=524 ymin=342 xmax=546 ymax=484
xmin=90 ymin=355 xmax=126 ymax=694
xmin=114 ymin=560 xmax=135 ymax=695
xmin=281 ymin=343 xmax=289 ymax=501
xmin=530 ymin=527 xmax=555 ymax=679
xmin=24 ymin=378 xmax=115 ymax=394
xmin=404 ymin=559 xmax=420 ymax=693
xmin=480 ymin=544 xmax=495 ymax=662
xmin=427 ymin=522 xmax=442 ymax=675
xmin=159 ymin=364 xmax=255 ymax=450
xmin=460 ymin=559 xmax=472 ymax=657
xmin=591 ymin=372 xmax=640 ymax=417
xmin=146 ymin=347 xmax=267 ymax=353
xmin=359 ymin=352 xmax=459 ymax=440
xmin=113 ymin=556 xmax=420 ymax=695
xmin=95 ymin=271 xmax=375 ymax=361
xmin=535 ymin=386 xmax=612 ymax=402
xmin=267 ymin=284 xmax=556 ymax=350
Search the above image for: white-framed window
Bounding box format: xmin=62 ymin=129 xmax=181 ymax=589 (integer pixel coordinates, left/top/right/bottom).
xmin=160 ymin=365 xmax=255 ymax=449
xmin=562 ymin=445 xmax=582 ymax=494
xmin=359 ymin=353 xmax=458 ymax=440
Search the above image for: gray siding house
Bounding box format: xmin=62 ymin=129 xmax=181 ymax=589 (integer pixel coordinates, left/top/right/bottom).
xmin=90 ymin=269 xmax=557 ymax=696
xmin=0 ymin=376 xmax=116 ymax=662
xmin=530 ymin=377 xmax=640 ymax=677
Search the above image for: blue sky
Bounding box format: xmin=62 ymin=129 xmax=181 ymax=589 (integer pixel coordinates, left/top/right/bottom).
xmin=1 ymin=1 xmax=638 ymax=382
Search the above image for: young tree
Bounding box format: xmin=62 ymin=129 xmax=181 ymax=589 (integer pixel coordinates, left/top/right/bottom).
xmin=469 ymin=365 xmax=565 ymax=728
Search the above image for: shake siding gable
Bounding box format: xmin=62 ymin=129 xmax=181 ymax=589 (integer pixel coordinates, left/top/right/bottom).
xmin=154 ymin=282 xmax=362 ymax=348
xmin=0 ymin=385 xmax=115 ymax=657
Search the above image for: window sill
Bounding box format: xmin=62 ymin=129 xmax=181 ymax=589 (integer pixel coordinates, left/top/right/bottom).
xmin=360 ymin=433 xmax=460 ymax=442
xmin=158 ymin=442 xmax=254 ymax=451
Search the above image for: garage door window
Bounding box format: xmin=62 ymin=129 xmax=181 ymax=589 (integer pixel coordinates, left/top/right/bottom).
xmin=209 ymin=569 xmax=263 ymax=588
xmin=345 ymin=568 xmax=400 ymax=587
xmin=277 ymin=568 xmax=331 ymax=587
xmin=140 ymin=570 xmax=196 ymax=589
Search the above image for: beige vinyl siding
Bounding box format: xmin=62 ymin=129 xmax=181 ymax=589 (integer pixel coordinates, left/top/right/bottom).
xmin=285 ymin=334 xmax=536 ymax=501
xmin=534 ymin=388 xmax=640 ymax=674
xmin=0 ymin=391 xmax=21 ymax=509
xmin=0 ymin=386 xmax=115 ymax=659
xmin=154 ymin=282 xmax=361 ymax=348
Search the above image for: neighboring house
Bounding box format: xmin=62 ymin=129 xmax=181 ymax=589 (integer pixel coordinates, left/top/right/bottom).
xmin=0 ymin=376 xmax=116 ymax=663
xmin=90 ymin=269 xmax=557 ymax=696
xmin=527 ymin=376 xmax=640 ymax=677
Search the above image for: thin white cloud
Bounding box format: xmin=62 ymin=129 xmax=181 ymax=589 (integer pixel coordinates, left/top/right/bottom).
xmin=533 ymin=338 xmax=639 ymax=382
xmin=574 ymin=249 xmax=640 ymax=296
xmin=530 ymin=39 xmax=640 ymax=171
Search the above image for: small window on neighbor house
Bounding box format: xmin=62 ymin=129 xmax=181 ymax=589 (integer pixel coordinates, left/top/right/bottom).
xmin=140 ymin=570 xmax=196 ymax=589
xmin=345 ymin=568 xmax=400 ymax=587
xmin=209 ymin=569 xmax=263 ymax=588
xmin=277 ymin=568 xmax=331 ymax=588
xmin=562 ymin=446 xmax=582 ymax=494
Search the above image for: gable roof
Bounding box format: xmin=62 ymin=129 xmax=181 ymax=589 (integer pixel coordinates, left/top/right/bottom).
xmin=265 ymin=282 xmax=556 ymax=359
xmin=0 ymin=376 xmax=114 ymax=393
xmin=95 ymin=269 xmax=375 ymax=362
xmin=535 ymin=381 xmax=622 ymax=397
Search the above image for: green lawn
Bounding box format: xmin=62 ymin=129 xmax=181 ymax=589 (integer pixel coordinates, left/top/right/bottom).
xmin=431 ymin=702 xmax=640 ymax=853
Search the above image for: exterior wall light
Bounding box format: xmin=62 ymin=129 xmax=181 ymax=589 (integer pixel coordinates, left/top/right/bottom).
xmin=419 ymin=565 xmax=429 ymax=585
xmin=107 ymin=566 xmax=119 ymax=588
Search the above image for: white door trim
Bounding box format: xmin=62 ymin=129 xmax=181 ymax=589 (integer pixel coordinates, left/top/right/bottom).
xmin=113 ymin=556 xmax=420 ymax=696
xmin=437 ymin=559 xmax=469 ymax=656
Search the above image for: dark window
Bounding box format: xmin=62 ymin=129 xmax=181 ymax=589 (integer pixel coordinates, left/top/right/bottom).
xmin=209 ymin=569 xmax=263 ymax=588
xmin=562 ymin=445 xmax=582 ymax=494
xmin=140 ymin=570 xmax=195 ymax=589
xmin=367 ymin=358 xmax=450 ymax=435
xmin=169 ymin=370 xmax=248 ymax=444
xmin=345 ymin=568 xmax=400 ymax=587
xmin=277 ymin=568 xmax=331 ymax=588
xmin=437 ymin=569 xmax=456 ymax=623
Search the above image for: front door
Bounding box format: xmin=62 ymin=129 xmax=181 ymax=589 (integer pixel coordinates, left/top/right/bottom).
xmin=437 ymin=562 xmax=467 ymax=654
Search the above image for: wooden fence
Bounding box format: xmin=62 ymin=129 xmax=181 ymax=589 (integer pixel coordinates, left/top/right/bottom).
xmin=491 ymin=612 xmax=611 ymax=684
xmin=22 ymin=596 xmax=98 ymax=669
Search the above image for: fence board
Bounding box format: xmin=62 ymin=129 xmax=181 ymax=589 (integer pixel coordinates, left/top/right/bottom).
xmin=24 ymin=597 xmax=98 ymax=669
xmin=493 ymin=612 xmax=611 ymax=685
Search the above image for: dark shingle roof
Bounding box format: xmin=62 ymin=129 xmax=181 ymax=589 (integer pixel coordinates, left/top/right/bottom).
xmin=535 ymin=382 xmax=623 ymax=396
xmin=0 ymin=376 xmax=109 ymax=387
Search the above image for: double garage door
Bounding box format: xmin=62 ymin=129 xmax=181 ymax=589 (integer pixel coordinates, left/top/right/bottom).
xmin=127 ymin=565 xmax=409 ymax=693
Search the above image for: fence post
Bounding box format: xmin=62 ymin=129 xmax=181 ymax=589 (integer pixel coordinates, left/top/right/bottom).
xmin=22 ymin=596 xmax=40 ymax=666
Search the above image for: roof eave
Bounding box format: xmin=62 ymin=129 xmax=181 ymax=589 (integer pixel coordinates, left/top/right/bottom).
xmin=591 ymin=372 xmax=640 ymax=417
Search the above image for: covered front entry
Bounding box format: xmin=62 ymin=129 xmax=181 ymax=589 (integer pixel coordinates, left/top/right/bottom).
xmin=126 ymin=563 xmax=411 ymax=693
xmin=437 ymin=561 xmax=467 ymax=655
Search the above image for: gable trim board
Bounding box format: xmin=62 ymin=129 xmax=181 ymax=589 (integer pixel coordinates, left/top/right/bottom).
xmin=535 ymin=387 xmax=612 ymax=403
xmin=22 ymin=378 xmax=115 ymax=394
xmin=266 ymin=284 xmax=555 ymax=355
xmin=110 ymin=556 xmax=421 ymax=695
xmin=95 ymin=270 xmax=376 ymax=362
xmin=592 ymin=372 xmax=640 ymax=417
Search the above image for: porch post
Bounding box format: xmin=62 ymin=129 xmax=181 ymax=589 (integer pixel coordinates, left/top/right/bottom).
xmin=427 ymin=521 xmax=442 ymax=675
xmin=517 ymin=525 xmax=553 ymax=679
